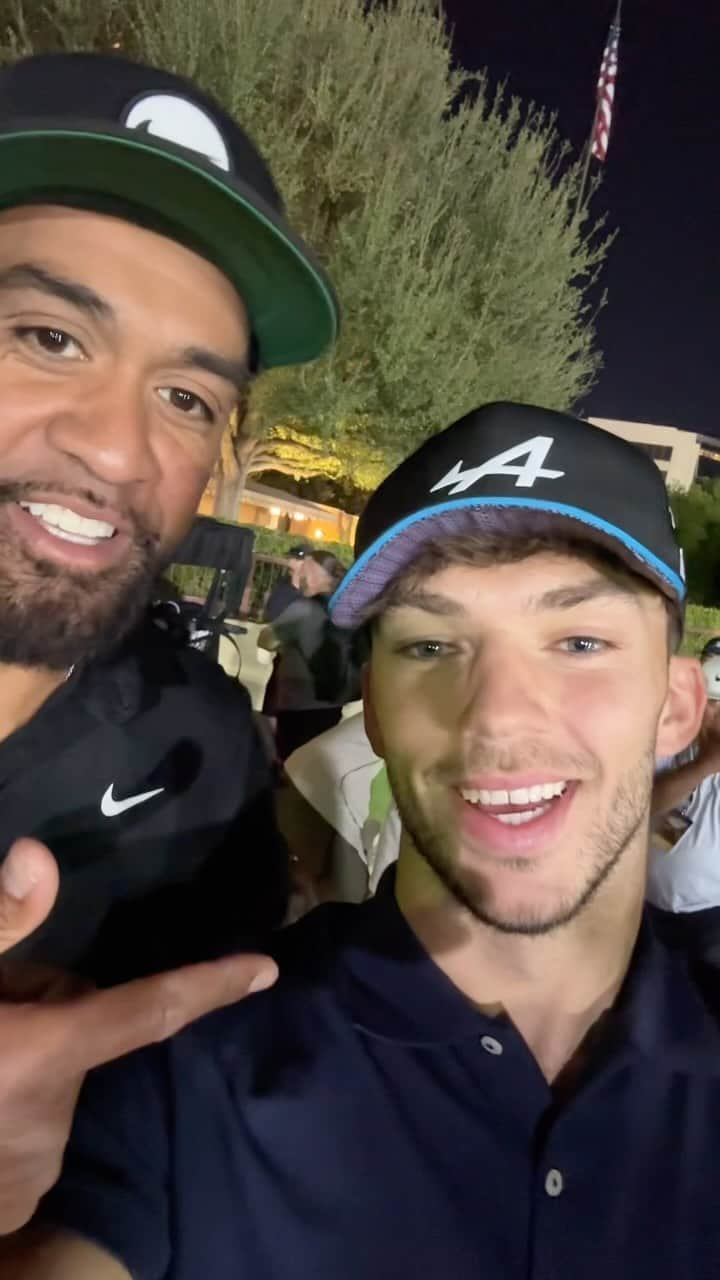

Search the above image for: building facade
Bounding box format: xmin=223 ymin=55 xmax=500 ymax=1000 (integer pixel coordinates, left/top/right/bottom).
xmin=199 ymin=480 xmax=358 ymax=546
xmin=589 ymin=418 xmax=720 ymax=490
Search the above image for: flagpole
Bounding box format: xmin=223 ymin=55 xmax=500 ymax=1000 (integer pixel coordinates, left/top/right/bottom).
xmin=573 ymin=0 xmax=622 ymax=221
xmin=574 ymin=111 xmax=599 ymax=222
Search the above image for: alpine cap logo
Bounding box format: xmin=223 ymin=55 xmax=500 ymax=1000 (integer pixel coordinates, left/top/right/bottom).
xmin=123 ymin=93 xmax=231 ymax=172
xmin=431 ymin=435 xmax=565 ymax=496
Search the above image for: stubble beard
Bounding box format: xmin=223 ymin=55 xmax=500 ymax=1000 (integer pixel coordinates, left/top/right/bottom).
xmin=0 ymin=483 xmax=161 ymax=671
xmin=387 ymin=747 xmax=656 ymax=938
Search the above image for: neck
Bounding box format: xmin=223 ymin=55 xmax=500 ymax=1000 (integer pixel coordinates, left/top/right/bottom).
xmin=395 ymin=835 xmax=647 ymax=1083
xmin=0 ymin=661 xmax=69 ymax=741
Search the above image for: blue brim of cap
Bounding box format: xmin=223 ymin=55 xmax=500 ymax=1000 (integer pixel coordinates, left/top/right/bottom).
xmin=329 ymin=497 xmax=687 ymax=628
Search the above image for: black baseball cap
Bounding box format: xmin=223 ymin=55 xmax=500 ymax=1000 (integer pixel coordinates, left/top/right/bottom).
xmin=0 ymin=52 xmax=339 ymax=368
xmin=702 ymin=637 xmax=720 ymax=661
xmin=330 ymin=402 xmax=686 ymax=627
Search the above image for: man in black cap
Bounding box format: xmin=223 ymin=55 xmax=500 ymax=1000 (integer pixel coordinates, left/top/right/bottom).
xmin=261 ymin=545 xmax=308 ymax=725
xmin=0 ymin=48 xmax=337 ymax=1231
xmin=10 ymin=403 xmax=719 ymax=1280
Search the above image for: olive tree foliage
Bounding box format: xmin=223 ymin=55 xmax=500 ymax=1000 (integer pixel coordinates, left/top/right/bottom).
xmin=1 ymin=0 xmax=611 ymax=517
xmin=669 ymin=481 xmax=720 ymax=607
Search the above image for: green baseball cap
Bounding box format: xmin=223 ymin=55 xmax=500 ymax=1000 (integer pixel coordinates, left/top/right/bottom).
xmin=0 ymin=52 xmax=340 ymax=369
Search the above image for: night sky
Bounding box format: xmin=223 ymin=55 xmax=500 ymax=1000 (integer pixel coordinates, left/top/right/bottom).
xmin=444 ymin=0 xmax=719 ymax=437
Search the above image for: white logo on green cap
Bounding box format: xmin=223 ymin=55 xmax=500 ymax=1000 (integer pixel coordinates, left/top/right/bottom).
xmin=123 ymin=92 xmax=231 ymax=172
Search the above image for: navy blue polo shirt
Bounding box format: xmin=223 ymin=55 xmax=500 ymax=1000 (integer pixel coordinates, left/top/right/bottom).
xmin=44 ymin=871 xmax=720 ymax=1279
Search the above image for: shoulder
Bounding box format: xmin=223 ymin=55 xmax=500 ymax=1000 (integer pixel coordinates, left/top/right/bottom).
xmin=86 ymin=623 xmax=257 ymax=771
xmin=126 ymin=620 xmax=253 ymax=717
xmin=264 ymin=580 xmax=300 ymax=621
xmin=693 ymin=771 xmax=720 ymax=800
xmin=286 ymin=713 xmax=376 ymax=784
xmin=175 ymin=902 xmax=359 ymax=1062
xmin=651 ymin=903 xmax=720 ymax=972
xmin=172 ymin=644 xmax=252 ymax=713
xmin=274 ymin=597 xmax=321 ymax=625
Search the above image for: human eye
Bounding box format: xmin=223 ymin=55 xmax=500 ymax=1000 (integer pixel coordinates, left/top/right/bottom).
xmin=157 ymin=386 xmax=215 ymax=424
xmin=396 ymin=639 xmax=461 ymax=661
xmin=12 ymin=325 xmax=86 ymax=360
xmin=558 ymin=636 xmax=610 ymax=655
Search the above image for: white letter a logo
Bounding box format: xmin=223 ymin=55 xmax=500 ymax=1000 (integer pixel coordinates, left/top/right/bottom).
xmin=430 ymin=435 xmax=565 ymax=496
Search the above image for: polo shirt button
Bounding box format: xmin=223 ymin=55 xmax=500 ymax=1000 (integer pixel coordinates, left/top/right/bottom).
xmin=480 ymin=1035 xmax=503 ymax=1056
xmin=544 ymin=1169 xmax=564 ymax=1198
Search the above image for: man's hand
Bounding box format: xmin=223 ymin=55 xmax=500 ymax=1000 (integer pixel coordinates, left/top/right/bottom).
xmin=0 ymin=838 xmax=278 ymax=1235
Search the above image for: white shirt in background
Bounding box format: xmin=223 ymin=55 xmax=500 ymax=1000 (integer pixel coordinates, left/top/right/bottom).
xmin=284 ymin=713 xmax=401 ymax=902
xmin=648 ymin=770 xmax=720 ymax=913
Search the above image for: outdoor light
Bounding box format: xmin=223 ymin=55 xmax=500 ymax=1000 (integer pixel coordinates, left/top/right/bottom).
xmin=293 ymin=512 xmax=306 ymax=521
xmin=270 ymin=506 xmax=281 ymax=516
xmin=314 ymin=529 xmax=324 ymax=539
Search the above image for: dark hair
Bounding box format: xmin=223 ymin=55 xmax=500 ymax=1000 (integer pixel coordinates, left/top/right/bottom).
xmin=702 ymin=637 xmax=720 ymax=661
xmin=308 ymin=550 xmax=346 ymax=590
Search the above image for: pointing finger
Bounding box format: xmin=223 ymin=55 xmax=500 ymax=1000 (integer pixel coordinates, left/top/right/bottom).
xmin=50 ymin=952 xmax=278 ymax=1076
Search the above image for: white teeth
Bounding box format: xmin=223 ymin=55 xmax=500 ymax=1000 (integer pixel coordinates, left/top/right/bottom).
xmin=461 ymin=781 xmax=567 ymax=806
xmin=495 ymin=807 xmax=547 ymax=826
xmin=33 ymin=525 xmax=101 ymax=546
xmin=20 ymin=502 xmax=116 ymax=542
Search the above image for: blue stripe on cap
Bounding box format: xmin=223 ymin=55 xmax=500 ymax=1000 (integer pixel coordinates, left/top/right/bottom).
xmin=329 ymin=496 xmax=686 ymax=614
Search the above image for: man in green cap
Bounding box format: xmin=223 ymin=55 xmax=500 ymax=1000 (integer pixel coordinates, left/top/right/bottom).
xmin=0 ymin=47 xmax=338 ymax=1232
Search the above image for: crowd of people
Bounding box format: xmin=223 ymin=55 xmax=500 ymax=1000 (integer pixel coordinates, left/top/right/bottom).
xmin=0 ymin=46 xmax=719 ymax=1280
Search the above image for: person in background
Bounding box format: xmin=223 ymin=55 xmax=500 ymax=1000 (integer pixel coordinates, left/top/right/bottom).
xmin=263 ymin=545 xmax=309 ymax=623
xmin=259 ymin=549 xmax=359 ymax=759
xmin=648 ymin=641 xmax=720 ymax=960
xmin=261 ymin=545 xmax=309 ymax=725
xmin=278 ymin=711 xmax=399 ymax=903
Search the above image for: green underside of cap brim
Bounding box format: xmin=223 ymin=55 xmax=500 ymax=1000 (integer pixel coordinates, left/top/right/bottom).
xmin=0 ymin=128 xmax=339 ymax=368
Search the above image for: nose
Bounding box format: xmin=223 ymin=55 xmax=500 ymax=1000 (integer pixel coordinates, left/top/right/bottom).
xmin=460 ymin=638 xmax=548 ymax=742
xmin=44 ymin=373 xmax=160 ymax=490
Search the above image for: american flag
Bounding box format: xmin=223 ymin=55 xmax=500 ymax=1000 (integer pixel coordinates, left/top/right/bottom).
xmin=591 ymin=3 xmax=622 ymax=163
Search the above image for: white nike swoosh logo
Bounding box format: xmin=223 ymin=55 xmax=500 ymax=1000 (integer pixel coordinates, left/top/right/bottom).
xmin=101 ymin=783 xmax=165 ymax=818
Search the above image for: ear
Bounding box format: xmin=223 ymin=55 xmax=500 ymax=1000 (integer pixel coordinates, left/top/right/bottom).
xmin=656 ymin=656 xmax=706 ymax=761
xmin=362 ymin=662 xmax=385 ymax=760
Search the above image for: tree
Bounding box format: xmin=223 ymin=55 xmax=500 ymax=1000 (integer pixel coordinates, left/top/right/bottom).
xmin=670 ymin=481 xmax=720 ymax=607
xmin=1 ymin=0 xmax=611 ymax=518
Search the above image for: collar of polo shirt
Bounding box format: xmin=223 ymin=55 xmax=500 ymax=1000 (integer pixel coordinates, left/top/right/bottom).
xmin=335 ymin=870 xmax=720 ymax=1075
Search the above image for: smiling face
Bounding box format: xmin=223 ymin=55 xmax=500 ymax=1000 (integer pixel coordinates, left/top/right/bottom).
xmin=0 ymin=205 xmax=250 ymax=668
xmin=364 ymin=541 xmax=703 ymax=936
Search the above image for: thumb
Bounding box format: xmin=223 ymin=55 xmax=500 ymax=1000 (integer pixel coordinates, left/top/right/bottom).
xmin=0 ymin=838 xmax=60 ymax=953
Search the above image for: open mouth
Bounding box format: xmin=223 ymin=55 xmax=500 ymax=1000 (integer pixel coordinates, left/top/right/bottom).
xmin=460 ymin=781 xmax=568 ymax=826
xmin=19 ymin=501 xmax=117 ymax=547
xmin=4 ymin=496 xmax=132 ymax=572
xmin=456 ymin=778 xmax=577 ymax=854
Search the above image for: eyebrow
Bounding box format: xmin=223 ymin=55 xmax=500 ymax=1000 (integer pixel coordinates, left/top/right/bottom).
xmin=0 ymin=262 xmax=251 ymax=391
xmin=526 ymin=577 xmax=640 ymax=612
xmin=387 ymin=576 xmax=639 ymax=619
xmin=174 ymin=346 xmax=252 ymax=393
xmin=0 ymin=262 xmax=114 ymax=321
xmin=386 ymin=588 xmax=466 ymax=617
